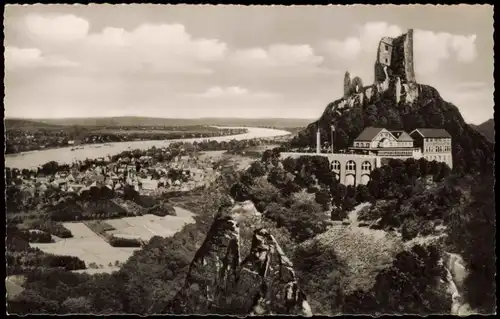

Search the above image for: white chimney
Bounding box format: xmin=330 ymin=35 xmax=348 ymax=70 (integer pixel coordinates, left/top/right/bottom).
xmin=316 ymin=128 xmax=321 ymax=154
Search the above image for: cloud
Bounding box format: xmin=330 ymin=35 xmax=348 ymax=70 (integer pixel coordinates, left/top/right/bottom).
xmin=413 ymin=31 xmax=477 ymax=74
xmin=24 ymin=14 xmax=90 ymax=42
xmin=187 ymin=86 xmax=280 ymax=99
xmin=4 ymin=46 xmax=79 ymax=70
xmin=18 ymin=14 xmax=228 ymax=75
xmin=230 ymin=44 xmax=326 ymax=72
xmin=323 ymin=37 xmax=362 ymax=60
xmin=323 ymin=22 xmax=478 ymax=75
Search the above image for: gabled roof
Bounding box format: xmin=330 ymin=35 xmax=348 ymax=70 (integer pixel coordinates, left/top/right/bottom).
xmin=354 ymin=127 xmax=386 ymax=141
xmin=410 ymin=128 xmax=451 ymax=138
xmin=390 ymin=130 xmax=414 ymax=142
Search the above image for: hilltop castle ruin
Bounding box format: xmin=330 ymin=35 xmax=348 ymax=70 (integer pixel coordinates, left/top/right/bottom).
xmin=341 ymin=29 xmax=419 ymax=108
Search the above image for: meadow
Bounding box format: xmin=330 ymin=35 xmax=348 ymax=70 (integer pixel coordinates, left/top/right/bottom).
xmin=30 ymin=207 xmax=195 ymax=272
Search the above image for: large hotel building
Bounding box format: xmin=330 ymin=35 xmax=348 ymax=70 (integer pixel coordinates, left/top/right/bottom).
xmin=281 ymin=127 xmax=452 ymax=186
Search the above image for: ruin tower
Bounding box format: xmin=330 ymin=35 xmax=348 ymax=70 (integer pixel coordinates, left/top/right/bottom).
xmin=374 ymin=29 xmax=416 ymax=85
xmin=343 ymin=71 xmax=351 ymax=97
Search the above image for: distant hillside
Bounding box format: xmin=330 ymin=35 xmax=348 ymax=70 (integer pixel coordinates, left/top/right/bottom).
xmin=4 ymin=119 xmax=63 ymax=130
xmin=471 ymin=119 xmax=494 ymax=142
xmin=13 ymin=117 xmax=313 ymax=129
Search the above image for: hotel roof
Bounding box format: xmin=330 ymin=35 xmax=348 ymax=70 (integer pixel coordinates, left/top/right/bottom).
xmin=410 ymin=128 xmax=451 ymax=138
xmin=390 ymin=131 xmax=414 ymax=142
xmin=354 ymin=127 xmax=386 ymax=141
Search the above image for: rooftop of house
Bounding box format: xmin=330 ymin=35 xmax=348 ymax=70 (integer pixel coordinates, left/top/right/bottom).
xmin=389 ymin=131 xmax=414 ymax=142
xmin=354 ymin=127 xmax=386 ymax=141
xmin=410 ymin=128 xmax=451 ymax=139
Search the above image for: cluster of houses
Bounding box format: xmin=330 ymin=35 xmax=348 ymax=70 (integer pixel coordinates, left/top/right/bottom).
xmin=10 ymin=153 xmax=222 ymax=198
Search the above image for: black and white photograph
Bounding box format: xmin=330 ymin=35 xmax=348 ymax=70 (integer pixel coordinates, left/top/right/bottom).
xmin=4 ymin=4 xmax=495 ymax=316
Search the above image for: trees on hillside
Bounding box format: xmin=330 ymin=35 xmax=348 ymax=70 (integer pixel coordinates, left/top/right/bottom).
xmin=290 ymin=84 xmax=494 ymax=174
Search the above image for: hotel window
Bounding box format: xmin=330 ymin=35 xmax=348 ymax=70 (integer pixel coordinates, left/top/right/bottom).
xmin=384 ymin=44 xmax=389 ymax=52
xmin=385 ymin=58 xmax=389 ymax=64
xmin=346 ymin=160 xmax=356 ymax=171
xmin=361 ymin=161 xmax=372 ymax=171
xmin=331 ymin=160 xmax=341 ymax=171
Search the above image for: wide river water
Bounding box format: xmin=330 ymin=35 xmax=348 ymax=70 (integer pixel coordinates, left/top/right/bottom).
xmin=5 ymin=126 xmax=291 ymax=170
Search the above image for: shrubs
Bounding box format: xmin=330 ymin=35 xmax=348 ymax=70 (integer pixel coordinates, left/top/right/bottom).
xmin=45 ymin=255 xmax=86 ymax=271
xmin=30 ymin=220 xmax=73 ymax=238
xmin=25 ymin=230 xmax=53 ymax=243
xmin=109 ymin=236 xmax=142 ymax=248
xmin=147 ymin=201 xmax=177 ymax=217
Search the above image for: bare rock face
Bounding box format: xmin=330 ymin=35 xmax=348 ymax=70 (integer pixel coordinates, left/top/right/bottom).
xmin=168 ymin=206 xmax=312 ymax=316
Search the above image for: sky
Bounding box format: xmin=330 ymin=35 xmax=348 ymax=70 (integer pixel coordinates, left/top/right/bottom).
xmin=3 ymin=4 xmax=494 ymax=124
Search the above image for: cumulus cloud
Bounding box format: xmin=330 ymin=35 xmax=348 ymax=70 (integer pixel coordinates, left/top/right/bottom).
xmin=230 ymin=44 xmax=325 ymax=71
xmin=413 ymin=31 xmax=477 ymax=74
xmin=188 ymin=86 xmax=280 ymax=99
xmin=19 ymin=14 xmax=228 ymax=75
xmin=24 ymin=14 xmax=90 ymax=42
xmin=5 ymin=46 xmax=79 ymax=70
xmin=324 ymin=22 xmax=478 ymax=75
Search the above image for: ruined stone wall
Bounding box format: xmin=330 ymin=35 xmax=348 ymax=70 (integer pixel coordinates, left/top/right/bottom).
xmin=372 ymin=29 xmax=418 ymax=102
xmin=404 ymin=29 xmax=416 ymax=83
xmin=390 ymin=34 xmax=407 ymax=81
xmin=374 ymin=30 xmax=416 ymax=85
xmin=343 ymin=72 xmax=351 ymax=97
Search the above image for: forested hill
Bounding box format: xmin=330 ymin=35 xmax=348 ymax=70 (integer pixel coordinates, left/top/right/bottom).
xmin=290 ymin=84 xmax=494 ymax=173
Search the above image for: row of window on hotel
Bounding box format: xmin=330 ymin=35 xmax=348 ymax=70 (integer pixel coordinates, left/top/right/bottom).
xmin=425 ymin=138 xmax=451 ymax=143
xmin=331 ymin=161 xmax=372 ymax=172
xmin=354 ymin=142 xmax=413 ymax=147
xmin=424 ymin=155 xmax=451 ymax=162
xmin=425 ymin=145 xmax=451 ymax=152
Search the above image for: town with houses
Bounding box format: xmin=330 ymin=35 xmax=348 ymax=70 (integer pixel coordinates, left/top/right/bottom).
xmin=6 ymin=150 xmax=224 ymax=199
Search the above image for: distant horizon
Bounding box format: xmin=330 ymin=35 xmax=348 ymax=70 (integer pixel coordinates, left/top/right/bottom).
xmin=5 ymin=115 xmax=317 ymax=120
xmin=4 ymin=114 xmax=492 ymax=126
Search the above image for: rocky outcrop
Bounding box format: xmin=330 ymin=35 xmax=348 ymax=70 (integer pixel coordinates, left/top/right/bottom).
xmin=168 ymin=204 xmax=312 ymax=316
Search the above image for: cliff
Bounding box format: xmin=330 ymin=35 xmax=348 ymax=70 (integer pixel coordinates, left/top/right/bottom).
xmin=167 ymin=202 xmax=312 ymax=316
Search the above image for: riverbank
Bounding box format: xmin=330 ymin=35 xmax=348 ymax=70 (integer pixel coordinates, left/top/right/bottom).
xmin=5 ymin=127 xmax=291 ymax=169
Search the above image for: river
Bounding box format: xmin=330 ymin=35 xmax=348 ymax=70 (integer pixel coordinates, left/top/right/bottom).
xmin=5 ymin=127 xmax=291 ymax=170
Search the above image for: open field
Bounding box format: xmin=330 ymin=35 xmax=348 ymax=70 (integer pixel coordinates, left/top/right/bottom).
xmin=30 ymin=222 xmax=139 ymax=268
xmin=104 ymin=207 xmax=194 ymax=241
xmin=30 ymin=207 xmax=195 ymax=272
